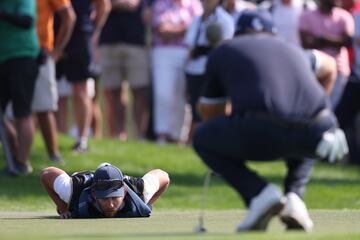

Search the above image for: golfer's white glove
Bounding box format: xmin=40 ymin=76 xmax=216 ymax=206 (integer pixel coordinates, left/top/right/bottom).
xmin=315 ymin=128 xmax=349 ymax=163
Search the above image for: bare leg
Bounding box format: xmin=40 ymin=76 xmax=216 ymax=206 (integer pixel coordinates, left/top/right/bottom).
xmin=15 ymin=116 xmax=35 ymax=168
xmin=104 ymin=86 xmax=126 ymax=140
xmin=56 ymin=96 xmax=68 ymax=134
xmin=36 ymin=111 xmax=60 ymax=157
xmin=4 ymin=119 xmax=18 ymax=160
xmin=91 ymin=98 xmax=103 ymax=139
xmin=132 ymin=87 xmax=149 ymax=140
xmin=90 ymin=81 xmax=103 ymax=139
xmin=72 ymin=81 xmax=92 ymax=148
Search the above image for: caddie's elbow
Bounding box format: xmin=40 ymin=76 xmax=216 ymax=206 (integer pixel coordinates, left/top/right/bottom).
xmin=162 ymin=170 xmax=170 ymax=187
xmin=40 ymin=167 xmax=54 ymax=183
xmin=40 ymin=166 xmax=64 ymax=186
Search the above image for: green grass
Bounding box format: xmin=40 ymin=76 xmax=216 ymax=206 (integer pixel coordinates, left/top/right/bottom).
xmin=1 ymin=210 xmax=360 ymax=239
xmin=1 ymin=133 xmax=360 ymax=211
xmin=1 ymin=133 xmax=360 ymax=239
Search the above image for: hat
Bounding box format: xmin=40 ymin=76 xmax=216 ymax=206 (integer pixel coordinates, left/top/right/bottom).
xmin=235 ymin=10 xmax=276 ymax=36
xmin=93 ymin=163 xmax=125 ymax=199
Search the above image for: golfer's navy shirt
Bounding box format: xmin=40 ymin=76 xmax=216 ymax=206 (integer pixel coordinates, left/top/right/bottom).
xmin=201 ymin=34 xmax=330 ymax=121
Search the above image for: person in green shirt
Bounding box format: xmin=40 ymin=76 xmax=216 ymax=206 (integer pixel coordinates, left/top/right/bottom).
xmin=0 ymin=0 xmax=40 ymax=175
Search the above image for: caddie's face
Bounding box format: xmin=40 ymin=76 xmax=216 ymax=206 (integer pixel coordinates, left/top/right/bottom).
xmin=97 ymin=196 xmax=125 ymax=217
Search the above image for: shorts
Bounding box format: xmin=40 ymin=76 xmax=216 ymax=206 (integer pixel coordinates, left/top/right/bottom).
xmin=100 ymin=44 xmax=150 ymax=89
xmin=61 ymin=53 xmax=93 ymax=83
xmin=57 ymin=76 xmax=73 ymax=97
xmin=32 ymin=57 xmax=58 ymax=112
xmin=53 ymin=172 xmax=159 ymax=205
xmin=57 ymin=77 xmax=96 ymax=98
xmin=60 ymin=33 xmax=95 ymax=83
xmin=0 ymin=57 xmax=38 ymax=118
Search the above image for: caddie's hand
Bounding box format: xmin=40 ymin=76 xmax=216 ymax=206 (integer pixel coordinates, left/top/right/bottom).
xmin=59 ymin=211 xmax=72 ymax=219
xmin=57 ymin=205 xmax=71 ymax=219
xmin=315 ymin=128 xmax=349 ymax=163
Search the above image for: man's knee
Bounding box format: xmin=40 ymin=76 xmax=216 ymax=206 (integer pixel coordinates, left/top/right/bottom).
xmin=192 ymin=123 xmax=207 ymax=150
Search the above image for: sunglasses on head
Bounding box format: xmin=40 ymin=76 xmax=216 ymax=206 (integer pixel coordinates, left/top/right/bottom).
xmin=92 ymin=179 xmax=123 ymax=191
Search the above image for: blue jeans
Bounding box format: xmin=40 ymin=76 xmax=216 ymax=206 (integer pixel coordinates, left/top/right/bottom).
xmin=193 ymin=112 xmax=337 ymax=206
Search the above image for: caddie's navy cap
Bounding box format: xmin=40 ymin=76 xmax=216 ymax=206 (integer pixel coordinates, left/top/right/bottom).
xmin=235 ymin=10 xmax=276 ymax=36
xmin=93 ymin=163 xmax=125 ymax=199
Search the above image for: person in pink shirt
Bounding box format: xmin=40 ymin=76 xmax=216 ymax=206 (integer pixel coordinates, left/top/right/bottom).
xmin=299 ymin=0 xmax=354 ymax=108
xmin=151 ymin=0 xmax=203 ymax=144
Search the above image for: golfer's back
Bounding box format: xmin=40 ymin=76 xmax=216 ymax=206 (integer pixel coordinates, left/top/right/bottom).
xmin=207 ymin=34 xmax=329 ymax=121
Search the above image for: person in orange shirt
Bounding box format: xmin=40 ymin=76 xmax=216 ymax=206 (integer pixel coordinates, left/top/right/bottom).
xmin=32 ymin=0 xmax=76 ymax=162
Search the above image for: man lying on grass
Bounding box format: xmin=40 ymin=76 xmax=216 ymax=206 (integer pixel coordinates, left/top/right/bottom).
xmin=41 ymin=163 xmax=170 ymax=218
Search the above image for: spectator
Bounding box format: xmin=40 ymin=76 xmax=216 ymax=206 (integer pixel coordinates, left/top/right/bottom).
xmin=33 ymin=0 xmax=76 ymax=162
xmin=306 ymin=49 xmax=337 ymax=94
xmin=299 ymin=0 xmax=354 ymax=108
xmin=99 ymin=0 xmax=150 ymax=141
xmin=263 ymin=0 xmax=306 ymax=46
xmin=58 ymin=0 xmax=110 ymax=152
xmin=222 ymin=0 xmax=256 ymax=24
xmin=335 ymin=8 xmax=360 ymax=165
xmin=0 ymin=0 xmax=40 ymax=174
xmin=184 ymin=0 xmax=234 ymax=143
xmin=339 ymin=0 xmax=360 ymax=65
xmin=151 ymin=0 xmax=203 ymax=144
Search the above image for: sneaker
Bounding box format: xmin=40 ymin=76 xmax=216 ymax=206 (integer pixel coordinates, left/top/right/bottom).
xmin=49 ymin=153 xmax=64 ymax=164
xmin=71 ymin=141 xmax=88 ymax=153
xmin=14 ymin=161 xmax=33 ymax=175
xmin=1 ymin=166 xmax=20 ymax=176
xmin=279 ymin=192 xmax=314 ymax=232
xmin=236 ymin=184 xmax=285 ymax=232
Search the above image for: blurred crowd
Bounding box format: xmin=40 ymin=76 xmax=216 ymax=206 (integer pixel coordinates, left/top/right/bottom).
xmin=1 ymin=0 xmax=360 ymax=175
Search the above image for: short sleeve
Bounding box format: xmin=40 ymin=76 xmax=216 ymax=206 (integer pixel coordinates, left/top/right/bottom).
xmin=16 ymin=0 xmax=36 ymax=18
xmin=199 ymin=50 xmax=227 ymax=104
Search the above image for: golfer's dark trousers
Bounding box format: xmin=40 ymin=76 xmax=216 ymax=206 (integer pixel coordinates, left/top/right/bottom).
xmin=192 ymin=111 xmax=337 ymax=206
xmin=335 ymin=79 xmax=360 ymax=165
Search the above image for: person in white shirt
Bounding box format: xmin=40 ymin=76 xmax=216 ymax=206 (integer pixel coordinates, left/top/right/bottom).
xmin=184 ymin=0 xmax=234 ymax=142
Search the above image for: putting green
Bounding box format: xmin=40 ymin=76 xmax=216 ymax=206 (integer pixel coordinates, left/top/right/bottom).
xmin=1 ymin=210 xmax=360 ymax=239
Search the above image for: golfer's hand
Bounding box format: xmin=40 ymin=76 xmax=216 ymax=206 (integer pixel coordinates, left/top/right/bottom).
xmin=316 ymin=128 xmax=349 ymax=163
xmin=59 ymin=211 xmax=72 ymax=219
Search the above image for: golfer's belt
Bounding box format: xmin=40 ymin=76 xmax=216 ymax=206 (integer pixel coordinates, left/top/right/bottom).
xmin=242 ymin=108 xmax=333 ymax=130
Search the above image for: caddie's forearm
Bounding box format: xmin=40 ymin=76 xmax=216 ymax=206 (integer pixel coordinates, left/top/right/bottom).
xmin=144 ymin=169 xmax=170 ymax=205
xmin=40 ymin=167 xmax=69 ymax=214
xmin=41 ymin=177 xmax=68 ymax=214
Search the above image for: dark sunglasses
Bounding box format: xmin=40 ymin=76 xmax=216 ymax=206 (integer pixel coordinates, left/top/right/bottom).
xmin=92 ymin=180 xmax=123 ymax=191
